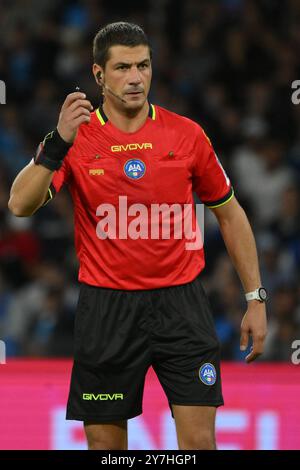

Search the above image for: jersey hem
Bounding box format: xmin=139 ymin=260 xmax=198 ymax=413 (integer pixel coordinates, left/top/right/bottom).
xmin=77 ymin=267 xmax=205 ymax=291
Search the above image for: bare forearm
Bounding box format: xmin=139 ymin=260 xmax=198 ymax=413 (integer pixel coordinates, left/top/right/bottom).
xmin=8 ymin=160 xmax=53 ymax=217
xmin=8 ymin=92 xmax=93 ymax=218
xmin=218 ymin=206 xmax=261 ymax=292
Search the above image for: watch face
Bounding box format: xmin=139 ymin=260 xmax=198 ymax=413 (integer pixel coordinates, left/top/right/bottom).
xmin=258 ymin=287 xmax=268 ymax=301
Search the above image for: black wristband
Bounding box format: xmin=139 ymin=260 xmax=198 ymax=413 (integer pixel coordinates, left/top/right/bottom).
xmin=34 ymin=129 xmax=72 ymax=171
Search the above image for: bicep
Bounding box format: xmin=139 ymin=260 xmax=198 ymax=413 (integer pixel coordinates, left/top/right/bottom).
xmin=192 ymin=127 xmax=234 ymax=208
xmin=209 ymin=195 xmax=244 ymax=224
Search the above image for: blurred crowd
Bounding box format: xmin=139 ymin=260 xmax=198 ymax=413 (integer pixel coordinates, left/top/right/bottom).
xmin=0 ymin=0 xmax=300 ymax=361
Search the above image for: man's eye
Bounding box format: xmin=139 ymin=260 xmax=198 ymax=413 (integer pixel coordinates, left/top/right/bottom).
xmin=139 ymin=63 xmax=148 ymax=69
xmin=118 ymin=66 xmax=128 ymax=70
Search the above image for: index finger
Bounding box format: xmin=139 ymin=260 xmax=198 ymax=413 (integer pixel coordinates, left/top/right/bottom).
xmin=246 ymin=349 xmax=261 ymax=363
xmin=62 ymin=92 xmax=87 ymax=110
xmin=245 ymin=337 xmax=264 ymax=363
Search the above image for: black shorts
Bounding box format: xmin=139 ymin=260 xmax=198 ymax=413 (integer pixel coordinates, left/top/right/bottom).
xmin=66 ymin=274 xmax=224 ymax=422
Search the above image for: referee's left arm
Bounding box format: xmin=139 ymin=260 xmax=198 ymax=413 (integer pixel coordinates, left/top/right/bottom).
xmin=210 ymin=195 xmax=268 ymax=363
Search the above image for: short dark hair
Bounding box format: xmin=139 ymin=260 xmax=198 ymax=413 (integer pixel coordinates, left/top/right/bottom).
xmin=93 ymin=22 xmax=152 ymax=68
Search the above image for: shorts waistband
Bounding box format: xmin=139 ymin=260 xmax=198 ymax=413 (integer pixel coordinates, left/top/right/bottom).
xmin=80 ymin=272 xmax=202 ymax=295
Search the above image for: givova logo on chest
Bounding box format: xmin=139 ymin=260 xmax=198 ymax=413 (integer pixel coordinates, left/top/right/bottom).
xmin=111 ymin=143 xmax=152 ymax=152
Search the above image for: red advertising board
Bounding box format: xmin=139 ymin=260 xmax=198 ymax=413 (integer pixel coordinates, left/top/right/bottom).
xmin=0 ymin=360 xmax=299 ymax=450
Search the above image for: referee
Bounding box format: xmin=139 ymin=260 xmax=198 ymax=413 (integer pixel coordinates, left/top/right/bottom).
xmin=8 ymin=22 xmax=267 ymax=450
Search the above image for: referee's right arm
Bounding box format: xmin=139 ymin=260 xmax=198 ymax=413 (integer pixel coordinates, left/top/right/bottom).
xmin=8 ymin=160 xmax=56 ymax=217
xmin=8 ymin=92 xmax=93 ymax=217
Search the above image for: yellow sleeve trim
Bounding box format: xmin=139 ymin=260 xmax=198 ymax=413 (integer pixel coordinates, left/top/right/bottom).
xmin=42 ymin=187 xmax=53 ymax=207
xmin=206 ymin=189 xmax=234 ymax=209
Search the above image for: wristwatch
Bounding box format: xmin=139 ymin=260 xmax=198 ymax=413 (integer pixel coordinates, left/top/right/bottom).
xmin=245 ymin=287 xmax=268 ymax=302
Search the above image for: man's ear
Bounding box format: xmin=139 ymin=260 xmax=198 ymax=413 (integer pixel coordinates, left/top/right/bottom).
xmin=93 ymin=64 xmax=103 ymax=85
xmin=96 ymin=71 xmax=102 ymax=84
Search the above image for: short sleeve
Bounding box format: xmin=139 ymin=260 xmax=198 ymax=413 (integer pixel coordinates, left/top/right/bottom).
xmin=192 ymin=126 xmax=234 ymax=208
xmin=42 ymin=150 xmax=72 ymax=206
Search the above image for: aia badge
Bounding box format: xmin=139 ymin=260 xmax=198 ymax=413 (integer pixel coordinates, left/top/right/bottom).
xmin=199 ymin=363 xmax=217 ymax=386
xmin=124 ymin=159 xmax=146 ymax=180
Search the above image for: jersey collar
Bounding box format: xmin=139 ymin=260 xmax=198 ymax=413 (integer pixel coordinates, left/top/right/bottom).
xmin=96 ymin=102 xmax=156 ymax=126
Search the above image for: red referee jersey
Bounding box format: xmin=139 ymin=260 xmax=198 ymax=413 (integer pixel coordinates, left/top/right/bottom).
xmin=44 ymin=103 xmax=234 ymax=289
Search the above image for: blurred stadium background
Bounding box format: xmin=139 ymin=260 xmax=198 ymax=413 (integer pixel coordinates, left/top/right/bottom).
xmin=0 ymin=0 xmax=300 ymax=450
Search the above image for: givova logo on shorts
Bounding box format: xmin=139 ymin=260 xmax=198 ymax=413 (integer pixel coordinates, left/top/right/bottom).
xmin=199 ymin=363 xmax=217 ymax=386
xmin=82 ymin=393 xmax=124 ymax=401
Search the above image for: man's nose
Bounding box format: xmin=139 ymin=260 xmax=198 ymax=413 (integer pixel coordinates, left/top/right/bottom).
xmin=128 ymin=66 xmax=142 ymax=85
